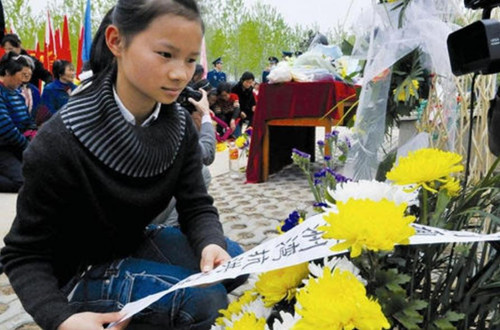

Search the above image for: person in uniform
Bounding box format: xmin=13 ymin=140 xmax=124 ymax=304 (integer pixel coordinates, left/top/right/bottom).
xmin=262 ymin=56 xmax=278 ymax=84
xmin=207 ymin=57 xmax=226 ymax=88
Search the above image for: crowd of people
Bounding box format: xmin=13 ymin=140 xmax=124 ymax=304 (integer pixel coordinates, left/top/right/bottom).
xmin=0 ymin=30 xmax=272 ymax=194
xmin=0 ymin=33 xmax=79 ymax=193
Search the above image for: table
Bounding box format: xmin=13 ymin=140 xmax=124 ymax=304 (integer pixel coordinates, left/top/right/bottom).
xmin=246 ymin=81 xmax=357 ymax=183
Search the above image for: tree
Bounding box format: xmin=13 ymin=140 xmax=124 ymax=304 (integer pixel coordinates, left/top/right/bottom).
xmin=200 ymin=0 xmax=312 ymax=82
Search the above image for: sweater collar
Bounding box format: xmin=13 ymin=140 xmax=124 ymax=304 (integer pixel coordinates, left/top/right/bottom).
xmin=60 ymin=72 xmax=186 ymax=178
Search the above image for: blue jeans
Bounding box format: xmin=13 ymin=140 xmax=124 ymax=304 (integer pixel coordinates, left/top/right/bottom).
xmin=65 ymin=226 xmax=247 ymax=329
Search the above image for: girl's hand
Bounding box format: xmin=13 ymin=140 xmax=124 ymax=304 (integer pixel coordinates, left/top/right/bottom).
xmin=200 ymin=244 xmax=231 ymax=272
xmin=188 ymin=89 xmax=210 ymax=116
xmin=58 ymin=312 xmax=130 ymax=330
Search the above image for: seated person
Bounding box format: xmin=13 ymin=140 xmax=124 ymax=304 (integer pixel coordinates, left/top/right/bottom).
xmin=231 ymin=71 xmax=256 ymax=126
xmin=34 ymin=60 xmax=77 ymax=126
xmin=213 ymin=82 xmax=240 ymax=137
xmin=0 ymin=53 xmax=37 ymax=192
xmin=17 ymin=57 xmax=40 ymax=119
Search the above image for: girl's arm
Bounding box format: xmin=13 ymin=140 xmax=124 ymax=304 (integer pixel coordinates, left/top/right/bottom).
xmin=1 ymin=124 xmax=79 ymax=330
xmin=173 ymin=113 xmax=226 ymax=257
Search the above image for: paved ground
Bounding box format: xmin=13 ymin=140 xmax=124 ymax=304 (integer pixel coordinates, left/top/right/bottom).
xmin=0 ymin=153 xmax=317 ymax=329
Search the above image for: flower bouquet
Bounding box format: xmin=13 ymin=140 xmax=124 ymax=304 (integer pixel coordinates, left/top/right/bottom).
xmin=212 ymin=146 xmax=500 ymax=329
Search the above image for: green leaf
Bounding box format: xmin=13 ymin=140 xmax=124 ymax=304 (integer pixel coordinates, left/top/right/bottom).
xmin=430 ymin=189 xmax=452 ymax=227
xmin=443 ymin=311 xmax=465 ymax=322
xmin=394 ymin=311 xmax=423 ymax=330
xmin=433 ymin=319 xmax=455 ymax=329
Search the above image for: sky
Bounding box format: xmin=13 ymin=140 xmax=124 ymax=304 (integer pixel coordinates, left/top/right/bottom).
xmin=26 ymin=0 xmax=372 ymax=32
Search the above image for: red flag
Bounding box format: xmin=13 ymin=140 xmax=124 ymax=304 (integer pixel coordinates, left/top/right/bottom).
xmin=76 ymin=23 xmax=84 ymax=75
xmin=55 ymin=28 xmax=62 ymax=58
xmin=45 ymin=11 xmax=56 ymax=72
xmin=60 ymin=15 xmax=72 ymax=62
xmin=35 ymin=37 xmax=41 ymax=60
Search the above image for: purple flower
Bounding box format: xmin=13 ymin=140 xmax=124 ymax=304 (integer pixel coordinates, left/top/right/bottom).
xmin=245 ymin=127 xmax=253 ymax=137
xmin=325 ymin=168 xmax=350 ymax=183
xmin=324 ymin=155 xmax=332 ymax=161
xmin=317 ymin=140 xmax=325 ymax=146
xmin=314 ymin=169 xmax=327 ymax=178
xmin=325 ymin=131 xmax=338 ymax=140
xmin=314 ymin=179 xmax=322 ymax=185
xmin=280 ymin=211 xmax=302 ymax=232
xmin=313 ymin=202 xmax=328 ymax=208
xmin=292 ymin=148 xmax=311 ymax=159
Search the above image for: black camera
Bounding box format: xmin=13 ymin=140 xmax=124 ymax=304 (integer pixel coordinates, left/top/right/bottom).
xmin=177 ymin=86 xmax=202 ymax=113
xmin=447 ymin=0 xmax=500 ymax=156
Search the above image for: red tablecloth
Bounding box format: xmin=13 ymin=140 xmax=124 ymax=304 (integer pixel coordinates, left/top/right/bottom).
xmin=246 ymin=81 xmax=357 ymax=183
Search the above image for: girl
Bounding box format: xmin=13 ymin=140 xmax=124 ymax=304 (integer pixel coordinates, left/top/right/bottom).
xmin=1 ymin=1 xmax=246 ymax=329
xmin=35 ymin=60 xmax=77 ymax=126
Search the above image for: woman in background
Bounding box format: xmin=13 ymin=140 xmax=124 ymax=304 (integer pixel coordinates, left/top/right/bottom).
xmin=34 ymin=60 xmax=76 ymax=126
xmin=0 ymin=52 xmax=36 ymax=192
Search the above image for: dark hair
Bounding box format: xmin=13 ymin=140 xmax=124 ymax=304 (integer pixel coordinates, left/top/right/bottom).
xmin=194 ymin=64 xmax=204 ymax=76
xmin=52 ymin=60 xmax=73 ymax=80
xmin=207 ymin=89 xmax=217 ymax=98
xmin=0 ymin=52 xmax=32 ymax=76
xmin=81 ymin=0 xmax=203 ymax=95
xmin=216 ymin=82 xmax=233 ymax=95
xmin=1 ymin=34 xmax=21 ymax=48
xmin=240 ymin=71 xmax=255 ymax=82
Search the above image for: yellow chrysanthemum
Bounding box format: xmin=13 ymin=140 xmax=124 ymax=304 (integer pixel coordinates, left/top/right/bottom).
xmin=295 ymin=268 xmax=390 ymax=330
xmin=217 ymin=142 xmax=228 ymax=152
xmin=319 ymin=199 xmax=415 ymax=257
xmin=440 ymin=176 xmax=461 ymax=197
xmin=235 ymin=136 xmax=247 ymax=148
xmin=216 ymin=290 xmax=258 ymax=325
xmin=386 ymin=148 xmax=463 ymax=193
xmin=227 ymin=312 xmax=266 ymax=330
xmin=394 ymin=79 xmax=420 ymax=102
xmin=255 ymin=263 xmax=309 ymax=307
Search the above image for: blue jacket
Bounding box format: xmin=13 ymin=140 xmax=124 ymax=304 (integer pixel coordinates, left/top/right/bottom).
xmin=35 ymin=80 xmax=76 ymax=125
xmin=0 ymin=83 xmax=36 ymax=150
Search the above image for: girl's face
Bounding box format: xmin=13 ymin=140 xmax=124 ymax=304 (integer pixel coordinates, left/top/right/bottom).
xmin=109 ymin=14 xmax=202 ymax=113
xmin=60 ymin=64 xmax=76 ymax=84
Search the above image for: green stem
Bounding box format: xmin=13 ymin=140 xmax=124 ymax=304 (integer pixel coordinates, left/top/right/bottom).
xmin=422 ymin=188 xmax=429 ymax=225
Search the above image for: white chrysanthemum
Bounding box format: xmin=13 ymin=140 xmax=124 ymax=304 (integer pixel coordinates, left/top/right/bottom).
xmin=307 ymin=256 xmax=367 ymax=286
xmin=328 ymin=180 xmax=419 ymax=206
xmin=212 ymin=295 xmax=271 ymax=329
xmin=241 ymin=296 xmax=273 ymax=320
xmin=266 ymin=311 xmax=301 ymax=330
